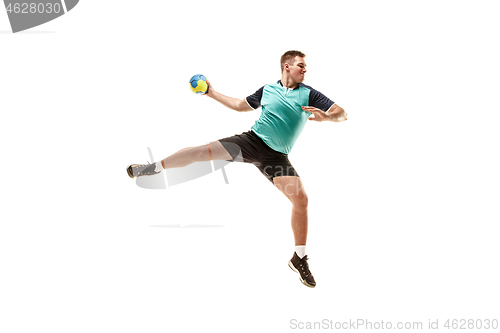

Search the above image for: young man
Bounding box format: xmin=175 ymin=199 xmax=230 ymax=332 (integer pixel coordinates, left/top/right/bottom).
xmin=127 ymin=51 xmax=347 ymax=288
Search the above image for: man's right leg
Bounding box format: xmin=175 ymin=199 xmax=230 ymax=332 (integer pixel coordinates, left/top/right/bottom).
xmin=160 ymin=141 xmax=232 ymax=169
xmin=127 ymin=141 xmax=232 ymax=178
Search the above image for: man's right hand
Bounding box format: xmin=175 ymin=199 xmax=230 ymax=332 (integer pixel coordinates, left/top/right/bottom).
xmin=205 ymin=80 xmax=215 ymax=98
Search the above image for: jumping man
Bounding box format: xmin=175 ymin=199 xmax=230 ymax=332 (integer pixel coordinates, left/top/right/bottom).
xmin=127 ymin=50 xmax=348 ymax=288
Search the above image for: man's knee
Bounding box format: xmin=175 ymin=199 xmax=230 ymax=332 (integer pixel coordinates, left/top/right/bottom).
xmin=294 ymin=191 xmax=308 ymax=208
xmin=277 ymin=178 xmax=308 ymax=207
xmin=208 ymin=141 xmax=233 ymax=161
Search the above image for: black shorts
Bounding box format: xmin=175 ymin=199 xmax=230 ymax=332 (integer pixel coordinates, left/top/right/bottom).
xmin=218 ymin=130 xmax=299 ymax=183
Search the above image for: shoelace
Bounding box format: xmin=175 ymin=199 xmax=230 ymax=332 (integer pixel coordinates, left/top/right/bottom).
xmin=298 ymin=256 xmax=311 ymax=278
xmin=133 ymin=161 xmax=152 ymax=169
xmin=134 ymin=162 xmax=156 ymax=175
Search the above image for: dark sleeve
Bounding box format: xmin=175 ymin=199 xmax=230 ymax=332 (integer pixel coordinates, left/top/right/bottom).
xmin=309 ymin=88 xmax=335 ymax=112
xmin=245 ymin=86 xmax=264 ymax=109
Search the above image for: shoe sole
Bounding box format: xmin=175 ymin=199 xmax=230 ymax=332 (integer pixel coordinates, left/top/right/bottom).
xmin=288 ymin=260 xmax=316 ymax=288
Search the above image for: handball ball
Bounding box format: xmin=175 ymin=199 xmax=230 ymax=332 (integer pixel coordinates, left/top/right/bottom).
xmin=189 ymin=74 xmax=208 ymax=94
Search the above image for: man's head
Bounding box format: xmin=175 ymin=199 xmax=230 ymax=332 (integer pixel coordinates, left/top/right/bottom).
xmin=280 ymin=50 xmax=307 ymax=84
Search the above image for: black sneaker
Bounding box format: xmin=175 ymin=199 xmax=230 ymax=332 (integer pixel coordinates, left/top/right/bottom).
xmin=127 ymin=163 xmax=161 ymax=178
xmin=288 ymin=252 xmax=316 ymax=288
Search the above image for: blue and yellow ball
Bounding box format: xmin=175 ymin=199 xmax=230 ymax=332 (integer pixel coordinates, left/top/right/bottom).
xmin=189 ymin=74 xmax=208 ymax=94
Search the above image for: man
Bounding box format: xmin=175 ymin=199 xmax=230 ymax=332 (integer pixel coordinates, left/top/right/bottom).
xmin=127 ymin=50 xmax=347 ymax=288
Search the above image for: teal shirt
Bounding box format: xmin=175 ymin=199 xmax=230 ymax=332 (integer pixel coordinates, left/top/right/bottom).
xmin=246 ymin=80 xmax=335 ymax=154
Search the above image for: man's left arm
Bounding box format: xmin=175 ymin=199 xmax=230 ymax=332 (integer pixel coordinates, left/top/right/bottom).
xmin=302 ymin=104 xmax=348 ymax=122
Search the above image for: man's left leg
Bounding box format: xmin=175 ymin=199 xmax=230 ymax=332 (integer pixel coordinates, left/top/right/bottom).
xmin=273 ymin=176 xmax=308 ymax=246
xmin=273 ymin=176 xmax=316 ymax=288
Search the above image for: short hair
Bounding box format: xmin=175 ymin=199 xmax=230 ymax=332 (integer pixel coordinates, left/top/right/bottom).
xmin=280 ymin=50 xmax=306 ymax=73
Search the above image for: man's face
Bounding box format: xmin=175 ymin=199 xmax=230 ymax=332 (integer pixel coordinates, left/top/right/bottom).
xmin=288 ymin=56 xmax=307 ymax=83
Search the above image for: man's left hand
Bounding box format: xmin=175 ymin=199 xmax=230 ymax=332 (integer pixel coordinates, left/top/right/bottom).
xmin=302 ymin=105 xmax=348 ymax=123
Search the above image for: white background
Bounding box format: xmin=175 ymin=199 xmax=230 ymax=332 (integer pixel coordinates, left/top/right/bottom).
xmin=1 ymin=1 xmax=499 ymax=332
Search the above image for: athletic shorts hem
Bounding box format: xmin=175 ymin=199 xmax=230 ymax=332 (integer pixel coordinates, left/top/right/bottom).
xmin=218 ymin=130 xmax=299 ymax=183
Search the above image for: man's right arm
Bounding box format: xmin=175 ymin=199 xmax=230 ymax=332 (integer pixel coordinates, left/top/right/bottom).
xmin=206 ymin=80 xmax=253 ymax=112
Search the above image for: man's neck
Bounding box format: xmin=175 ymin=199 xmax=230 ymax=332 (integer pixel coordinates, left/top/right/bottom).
xmin=281 ymin=75 xmax=299 ymax=89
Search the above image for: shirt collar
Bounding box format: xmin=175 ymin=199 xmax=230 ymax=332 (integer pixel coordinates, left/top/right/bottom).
xmin=277 ymin=80 xmax=301 ymax=90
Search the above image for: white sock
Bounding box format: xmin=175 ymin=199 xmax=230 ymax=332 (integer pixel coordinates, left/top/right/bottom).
xmin=295 ymin=245 xmax=306 ymax=259
xmin=155 ymin=161 xmax=163 ymax=172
